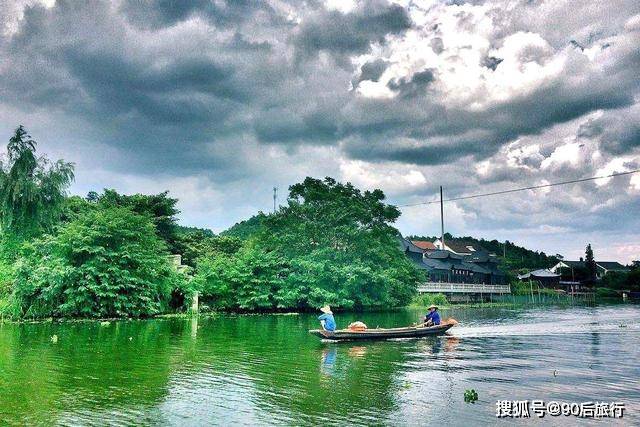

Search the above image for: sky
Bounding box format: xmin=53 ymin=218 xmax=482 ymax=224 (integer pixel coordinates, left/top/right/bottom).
xmin=1 ymin=0 xmax=639 ymax=263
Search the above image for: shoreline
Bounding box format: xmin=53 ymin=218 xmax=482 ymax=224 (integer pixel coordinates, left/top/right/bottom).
xmin=1 ymin=297 xmax=633 ymax=325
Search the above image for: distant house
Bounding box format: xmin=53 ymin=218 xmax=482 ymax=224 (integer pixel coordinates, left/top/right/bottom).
xmin=399 ymin=236 xmax=505 ymax=285
xmin=551 ymin=260 xmax=630 ymax=279
xmin=410 ymin=240 xmax=437 ymax=253
xmin=433 ymin=238 xmax=492 ymax=256
xmin=517 ymin=269 xmax=560 ymax=288
xmin=399 ymin=237 xmax=426 ymax=266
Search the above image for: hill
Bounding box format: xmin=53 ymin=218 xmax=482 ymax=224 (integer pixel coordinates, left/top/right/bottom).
xmin=220 ymin=212 xmax=267 ymax=240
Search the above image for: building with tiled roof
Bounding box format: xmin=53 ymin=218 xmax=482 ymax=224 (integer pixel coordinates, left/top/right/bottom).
xmin=551 ymin=260 xmax=630 ymax=279
xmin=399 ymin=236 xmax=505 ymax=285
xmin=410 ymin=240 xmax=437 ymax=252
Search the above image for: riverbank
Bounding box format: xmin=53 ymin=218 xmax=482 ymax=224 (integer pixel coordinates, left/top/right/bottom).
xmin=3 ymin=294 xmax=632 ymax=324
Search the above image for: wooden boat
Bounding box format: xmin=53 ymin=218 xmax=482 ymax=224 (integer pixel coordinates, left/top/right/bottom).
xmin=309 ymin=320 xmax=456 ymax=341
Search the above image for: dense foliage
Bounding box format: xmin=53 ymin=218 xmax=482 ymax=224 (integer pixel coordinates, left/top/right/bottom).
xmin=0 ymin=125 xmax=74 ymax=238
xmin=221 ymin=213 xmax=267 ymax=240
xmin=95 ymin=189 xmax=181 ymax=251
xmin=12 ymin=206 xmax=184 ymax=318
xmin=175 ymin=229 xmax=242 ymax=267
xmin=600 ymin=269 xmax=640 ymax=292
xmin=196 ymin=177 xmax=421 ymax=311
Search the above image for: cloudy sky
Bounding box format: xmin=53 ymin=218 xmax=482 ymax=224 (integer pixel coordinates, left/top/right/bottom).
xmin=1 ymin=0 xmax=639 ymax=262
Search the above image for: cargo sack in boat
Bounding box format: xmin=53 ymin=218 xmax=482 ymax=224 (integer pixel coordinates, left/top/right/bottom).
xmin=348 ymin=321 xmax=368 ymax=331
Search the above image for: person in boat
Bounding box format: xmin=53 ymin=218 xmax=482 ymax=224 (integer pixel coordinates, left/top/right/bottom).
xmin=318 ymin=305 xmax=336 ymax=332
xmin=423 ymin=304 xmax=441 ymax=326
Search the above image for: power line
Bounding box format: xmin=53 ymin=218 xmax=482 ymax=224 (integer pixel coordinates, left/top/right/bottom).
xmin=397 ymin=169 xmax=640 ymax=208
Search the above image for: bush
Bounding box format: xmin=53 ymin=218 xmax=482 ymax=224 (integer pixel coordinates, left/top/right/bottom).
xmin=0 ymin=258 xmax=14 ymax=297
xmin=595 ymin=287 xmax=619 ymax=298
xmin=195 ymin=243 xmax=287 ymax=311
xmin=412 ymin=293 xmax=449 ymax=307
xmin=510 ymin=281 xmax=531 ymax=295
xmin=12 ymin=206 xmax=184 ymax=318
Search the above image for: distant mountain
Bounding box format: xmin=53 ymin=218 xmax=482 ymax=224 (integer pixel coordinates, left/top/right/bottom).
xmin=220 ymin=213 xmax=267 ymax=240
xmin=407 ymin=233 xmax=560 ymax=273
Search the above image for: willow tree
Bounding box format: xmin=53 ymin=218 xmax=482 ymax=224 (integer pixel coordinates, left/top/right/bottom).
xmin=0 ymin=125 xmax=74 ymax=237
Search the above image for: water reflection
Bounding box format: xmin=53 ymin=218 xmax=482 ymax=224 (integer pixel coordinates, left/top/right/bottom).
xmin=0 ymin=305 xmax=639 ymax=425
xmin=320 ymin=347 xmax=337 ymax=377
xmin=347 ymin=346 xmax=367 ymax=358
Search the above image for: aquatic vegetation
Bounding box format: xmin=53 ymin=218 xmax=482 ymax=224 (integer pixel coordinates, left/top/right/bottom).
xmin=464 ymin=389 xmax=478 ymax=403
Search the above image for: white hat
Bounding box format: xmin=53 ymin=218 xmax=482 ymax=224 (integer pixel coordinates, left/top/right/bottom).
xmin=427 ymin=304 xmax=438 ymax=310
xmin=320 ymin=305 xmax=332 ymax=314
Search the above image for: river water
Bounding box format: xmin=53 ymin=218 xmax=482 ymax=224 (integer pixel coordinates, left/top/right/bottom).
xmin=1 ymin=304 xmax=638 ymax=426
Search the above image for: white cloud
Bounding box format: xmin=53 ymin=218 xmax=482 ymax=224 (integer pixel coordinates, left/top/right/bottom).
xmin=339 ymin=159 xmax=427 ymax=192
xmin=540 ymin=142 xmax=584 ymax=169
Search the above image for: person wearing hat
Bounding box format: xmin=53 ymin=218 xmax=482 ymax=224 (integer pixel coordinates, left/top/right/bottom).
xmin=423 ymin=304 xmax=441 ymax=326
xmin=318 ymin=305 xmax=337 ymax=332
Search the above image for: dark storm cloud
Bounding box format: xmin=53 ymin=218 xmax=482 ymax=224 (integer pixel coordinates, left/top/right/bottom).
xmin=579 ymin=107 xmax=640 ymax=155
xmin=0 ymin=1 xmax=639 ymax=187
xmin=339 ymin=58 xmax=636 ymax=166
xmin=387 ymin=69 xmax=435 ymax=98
xmin=294 ymin=0 xmax=412 ymax=57
xmin=4 ymin=0 xmax=637 ymax=174
xmin=481 ymin=55 xmax=503 ymax=70
xmin=253 ymin=106 xmax=340 ymax=144
xmin=352 ymin=59 xmax=389 ymax=86
xmin=119 ymin=0 xmax=282 ymax=30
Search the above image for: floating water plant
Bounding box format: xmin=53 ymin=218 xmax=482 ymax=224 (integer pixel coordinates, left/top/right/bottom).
xmin=464 ymin=389 xmax=478 ymax=403
xmin=51 ymin=334 xmax=58 ymax=344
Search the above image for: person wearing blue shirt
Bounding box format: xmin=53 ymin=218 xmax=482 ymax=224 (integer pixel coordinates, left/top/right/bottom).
xmin=318 ymin=305 xmax=336 ymax=331
xmin=424 ymin=304 xmax=441 ymax=326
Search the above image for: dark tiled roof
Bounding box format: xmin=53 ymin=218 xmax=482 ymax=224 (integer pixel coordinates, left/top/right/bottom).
xmin=428 ymin=250 xmax=463 ymax=260
xmin=465 ymin=252 xmax=498 ymax=263
xmin=445 ymin=240 xmax=488 ymax=254
xmin=398 ymin=236 xmax=424 ymax=254
xmin=596 ymin=262 xmax=629 ymax=271
xmin=560 ymin=260 xmax=628 ymax=271
xmin=422 ymin=257 xmax=452 ymax=271
xmin=559 ymin=260 xmax=585 ymax=268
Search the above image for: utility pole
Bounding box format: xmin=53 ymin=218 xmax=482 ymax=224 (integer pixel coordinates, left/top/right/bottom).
xmin=273 ymin=186 xmax=277 ymax=213
xmin=440 ymin=185 xmax=445 ymax=250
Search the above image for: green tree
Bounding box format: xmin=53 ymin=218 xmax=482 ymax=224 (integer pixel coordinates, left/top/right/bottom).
xmin=95 ymin=189 xmax=180 ymax=251
xmin=0 ymin=125 xmax=74 ymax=237
xmin=196 ymin=177 xmax=420 ymax=311
xmin=175 ymin=230 xmax=242 ymax=267
xmin=12 ymin=205 xmax=184 ymax=318
xmin=195 ymin=243 xmax=287 ymax=310
xmin=585 ymin=243 xmax=597 ymax=285
xmin=221 ymin=213 xmax=268 ymax=240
